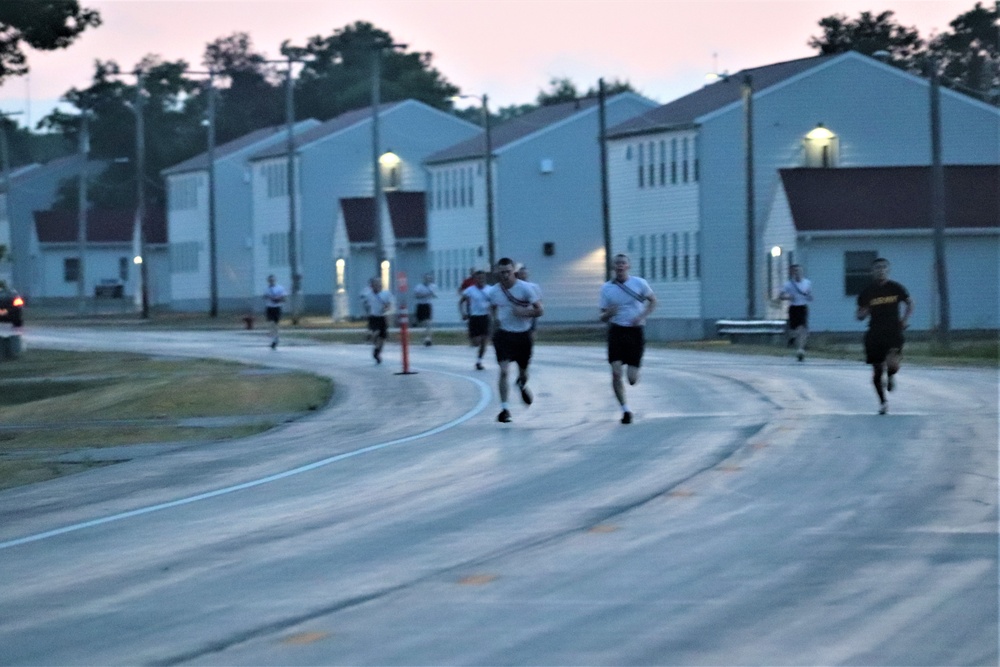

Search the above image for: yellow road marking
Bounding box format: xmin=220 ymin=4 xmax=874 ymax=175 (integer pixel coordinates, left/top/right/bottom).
xmin=282 ymin=631 xmax=330 ymax=645
xmin=459 ymin=574 xmax=497 ymax=585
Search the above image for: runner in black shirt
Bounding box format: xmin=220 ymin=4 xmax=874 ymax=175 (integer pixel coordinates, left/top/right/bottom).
xmin=856 ymin=258 xmax=913 ymax=414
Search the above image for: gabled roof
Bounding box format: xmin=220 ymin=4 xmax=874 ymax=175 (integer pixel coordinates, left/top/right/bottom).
xmin=251 ymin=101 xmax=408 ymax=161
xmin=340 ymin=191 xmax=426 ymax=243
xmin=607 ymin=54 xmax=838 ymax=138
xmin=780 ymin=165 xmax=1000 ymax=232
xmin=425 ymin=96 xmax=605 ymax=165
xmin=161 ymin=120 xmax=320 ymax=176
xmin=34 ymin=208 xmax=168 ymax=244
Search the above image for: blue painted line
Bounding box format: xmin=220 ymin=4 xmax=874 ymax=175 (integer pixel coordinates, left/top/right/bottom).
xmin=0 ymin=370 xmax=492 ymax=551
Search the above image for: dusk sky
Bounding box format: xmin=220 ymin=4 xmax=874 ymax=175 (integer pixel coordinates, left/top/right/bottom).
xmin=0 ymin=0 xmax=977 ymax=129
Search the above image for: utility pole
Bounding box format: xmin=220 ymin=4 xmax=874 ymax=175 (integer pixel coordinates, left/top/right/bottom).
xmin=206 ymin=72 xmax=219 ymax=318
xmin=371 ymin=47 xmax=384 ymax=278
xmin=742 ymin=74 xmax=756 ymax=319
xmin=929 ymin=59 xmax=950 ymax=346
xmin=482 ymin=93 xmax=496 ymax=270
xmin=135 ymin=71 xmax=149 ymax=318
xmin=285 ymin=58 xmax=301 ymax=323
xmin=598 ymin=78 xmax=612 ymax=281
xmin=76 ymin=111 xmax=90 ymax=314
xmin=0 ymin=111 xmax=21 ymax=289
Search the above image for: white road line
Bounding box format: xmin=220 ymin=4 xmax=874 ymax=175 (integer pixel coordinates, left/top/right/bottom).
xmin=0 ymin=369 xmax=492 ymax=551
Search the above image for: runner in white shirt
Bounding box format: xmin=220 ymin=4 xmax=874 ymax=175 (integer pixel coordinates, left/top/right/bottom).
xmin=779 ymin=263 xmax=813 ymax=362
xmin=412 ymin=272 xmax=438 ymax=346
xmin=263 ymin=274 xmax=287 ymax=349
xmin=360 ymin=277 xmax=393 ymax=364
xmin=485 ymin=258 xmax=543 ymax=423
xmin=459 ymin=270 xmax=491 ymax=370
xmin=599 ymin=253 xmax=657 ymax=424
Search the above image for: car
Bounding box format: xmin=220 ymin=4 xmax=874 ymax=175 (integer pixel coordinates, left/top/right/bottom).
xmin=0 ymin=285 xmax=24 ymax=327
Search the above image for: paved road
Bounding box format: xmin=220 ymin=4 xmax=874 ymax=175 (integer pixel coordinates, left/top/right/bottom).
xmin=1 ymin=328 xmax=996 ymax=666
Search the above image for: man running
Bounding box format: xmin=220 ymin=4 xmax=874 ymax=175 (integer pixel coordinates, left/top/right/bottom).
xmin=599 ymin=253 xmax=657 ymax=424
xmin=263 ymin=274 xmax=287 ymax=349
xmin=361 ymin=276 xmax=393 ymax=364
xmin=486 ymin=258 xmax=543 ymax=423
xmin=412 ymin=272 xmax=438 ymax=346
xmin=856 ymin=257 xmax=913 ymax=414
xmin=459 ymin=270 xmax=491 ymax=370
xmin=779 ymin=263 xmax=813 ymax=362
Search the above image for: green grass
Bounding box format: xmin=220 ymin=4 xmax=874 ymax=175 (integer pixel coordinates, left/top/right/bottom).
xmin=0 ymin=349 xmax=332 ymax=490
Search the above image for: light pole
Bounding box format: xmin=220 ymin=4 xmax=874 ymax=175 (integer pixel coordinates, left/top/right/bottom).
xmin=205 ymin=72 xmax=218 ymax=317
xmin=453 ymin=93 xmax=496 ymax=270
xmin=598 ymin=79 xmax=611 ymax=281
xmin=742 ymin=74 xmax=756 ymax=319
xmin=134 ymin=70 xmax=149 ymax=318
xmin=76 ymin=110 xmax=90 ymax=314
xmin=284 ymin=58 xmax=301 ymax=323
xmin=928 ymin=58 xmax=950 ymax=346
xmin=0 ymin=111 xmax=21 ymax=289
xmin=371 ymin=41 xmax=407 ymax=278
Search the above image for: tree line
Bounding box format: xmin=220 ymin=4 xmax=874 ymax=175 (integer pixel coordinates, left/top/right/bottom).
xmin=0 ymin=2 xmax=996 ymax=213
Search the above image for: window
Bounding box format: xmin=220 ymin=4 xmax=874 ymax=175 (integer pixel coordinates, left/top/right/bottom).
xmin=683 ymin=232 xmax=690 ymax=278
xmin=64 ymin=257 xmax=80 ymax=283
xmin=638 ymin=143 xmax=645 ymax=188
xmin=468 ymin=167 xmax=474 ymax=207
xmin=660 ymin=234 xmax=667 ymax=278
xmin=659 ymin=140 xmax=666 ymax=186
xmin=647 ymin=142 xmax=655 ymax=186
xmin=670 ymin=139 xmax=677 ymax=184
xmin=671 ymin=233 xmax=679 ymax=279
xmin=170 ymin=241 xmax=199 ymax=273
xmin=435 ymin=172 xmax=442 ymax=209
xmin=267 ymin=232 xmax=289 ymax=267
xmin=804 ymin=124 xmax=839 ymax=168
xmin=639 ymin=235 xmax=646 ymax=277
xmin=169 ymin=175 xmax=199 ymax=211
xmin=845 ymin=251 xmax=877 ymax=296
xmin=694 ymin=231 xmax=701 ymax=278
xmin=459 ymin=169 xmax=466 ymax=207
xmin=693 ymin=136 xmax=700 ymax=182
xmin=264 ymin=162 xmax=288 ymax=199
xmin=682 ymin=138 xmax=689 ymax=183
xmin=119 ymin=257 xmax=129 ymax=282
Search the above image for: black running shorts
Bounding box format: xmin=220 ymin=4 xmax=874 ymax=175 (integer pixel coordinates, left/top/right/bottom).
xmin=368 ymin=315 xmax=388 ymax=339
xmin=787 ymin=305 xmax=808 ymax=330
xmin=493 ymin=328 xmax=533 ymax=369
xmin=467 ymin=314 xmax=490 ymax=339
xmin=608 ymin=323 xmax=645 ymax=367
xmin=864 ymin=328 xmax=904 ymax=365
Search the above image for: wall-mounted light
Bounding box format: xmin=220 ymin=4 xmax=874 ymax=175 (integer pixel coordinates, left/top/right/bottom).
xmin=770 ymin=245 xmax=782 ymax=258
xmin=803 ymin=123 xmax=838 ymax=168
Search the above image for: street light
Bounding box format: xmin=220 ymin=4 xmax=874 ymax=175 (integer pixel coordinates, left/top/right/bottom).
xmin=452 ymin=93 xmax=496 ymax=270
xmin=371 ymin=41 xmax=407 ymax=278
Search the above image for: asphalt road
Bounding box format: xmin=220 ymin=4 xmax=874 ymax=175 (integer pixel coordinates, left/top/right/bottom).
xmin=0 ymin=328 xmax=996 ymax=666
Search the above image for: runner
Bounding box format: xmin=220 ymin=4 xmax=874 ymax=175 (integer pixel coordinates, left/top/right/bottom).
xmin=486 ymin=258 xmax=543 ymax=423
xmin=779 ymin=263 xmax=813 ymax=361
xmin=459 ymin=270 xmax=491 ymax=370
xmin=360 ymin=276 xmax=393 ymax=364
xmin=412 ymin=272 xmax=438 ymax=346
xmin=856 ymin=257 xmax=913 ymax=414
xmin=599 ymin=253 xmax=657 ymax=424
xmin=263 ymin=274 xmax=287 ymax=350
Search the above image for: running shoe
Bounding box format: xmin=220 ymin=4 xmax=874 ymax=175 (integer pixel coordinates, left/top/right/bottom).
xmin=621 ymin=411 xmax=633 ymax=424
xmin=516 ymin=377 xmax=533 ymax=405
xmin=475 ymin=361 xmax=484 ymax=370
xmin=497 ymin=409 xmax=512 ymax=423
xmin=271 ymin=340 xmax=278 ymax=350
xmin=373 ymin=348 xmax=381 ymax=365
xmin=797 ymin=350 xmax=805 ymax=362
xmin=424 ymin=338 xmax=432 ymax=347
xmin=887 ymin=374 xmax=895 ymax=392
xmin=878 ymin=402 xmax=888 ymax=415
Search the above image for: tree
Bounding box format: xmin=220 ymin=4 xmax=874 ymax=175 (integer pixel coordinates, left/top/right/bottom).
xmin=537 ymin=77 xmax=581 ymax=106
xmin=0 ymin=1 xmax=101 ymax=83
xmin=929 ymin=2 xmax=1000 ymax=103
xmin=809 ymin=4 xmax=999 ymax=105
xmin=202 ymin=33 xmax=284 ymax=143
xmin=286 ymin=21 xmax=460 ymax=122
xmin=808 ymin=10 xmax=924 ymax=65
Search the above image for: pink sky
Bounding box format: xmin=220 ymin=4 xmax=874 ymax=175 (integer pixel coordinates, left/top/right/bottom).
xmin=0 ymin=0 xmax=975 ymax=128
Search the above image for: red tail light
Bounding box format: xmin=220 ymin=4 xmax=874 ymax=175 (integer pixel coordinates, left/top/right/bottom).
xmin=12 ymin=296 xmax=24 ymax=307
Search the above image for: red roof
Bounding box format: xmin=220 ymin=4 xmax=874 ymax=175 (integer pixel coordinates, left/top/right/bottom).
xmin=340 ymin=192 xmax=426 ymax=243
xmin=34 ymin=209 xmax=168 ymax=244
xmin=779 ymin=165 xmax=1000 ymax=232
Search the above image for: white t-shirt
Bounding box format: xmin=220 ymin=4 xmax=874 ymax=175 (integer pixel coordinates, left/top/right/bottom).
xmin=361 ymin=288 xmax=393 ymax=316
xmin=599 ymin=276 xmax=654 ymax=327
xmin=486 ymin=280 xmax=539 ymax=333
xmin=412 ymin=282 xmax=437 ymax=305
xmin=264 ymin=284 xmax=287 ymax=308
xmin=461 ymin=284 xmax=492 ymax=317
xmin=781 ymin=278 xmax=813 ymax=307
